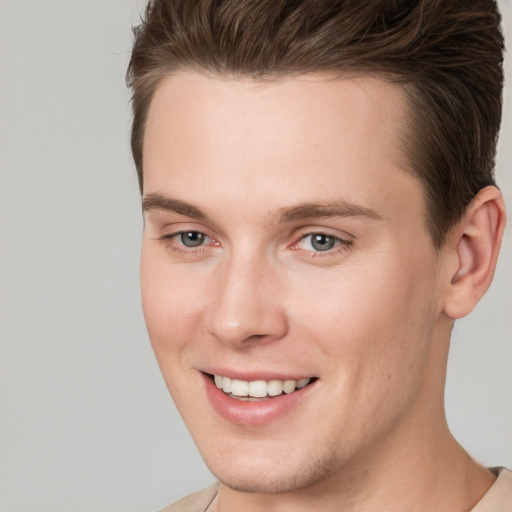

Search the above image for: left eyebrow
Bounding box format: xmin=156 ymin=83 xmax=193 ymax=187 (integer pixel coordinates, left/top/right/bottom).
xmin=271 ymin=201 xmax=384 ymax=223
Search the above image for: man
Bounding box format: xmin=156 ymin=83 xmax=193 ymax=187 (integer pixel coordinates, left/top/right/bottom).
xmin=127 ymin=1 xmax=511 ymax=510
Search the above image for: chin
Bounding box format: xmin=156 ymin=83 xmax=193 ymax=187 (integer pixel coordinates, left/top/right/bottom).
xmin=201 ymin=442 xmax=339 ymax=494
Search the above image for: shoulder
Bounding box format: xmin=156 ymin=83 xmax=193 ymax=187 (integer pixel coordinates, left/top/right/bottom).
xmin=159 ymin=484 xmax=218 ymax=512
xmin=471 ymin=468 xmax=512 ymax=512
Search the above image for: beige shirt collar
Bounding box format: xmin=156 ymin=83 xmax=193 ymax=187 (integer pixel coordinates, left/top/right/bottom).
xmin=470 ymin=468 xmax=512 ymax=512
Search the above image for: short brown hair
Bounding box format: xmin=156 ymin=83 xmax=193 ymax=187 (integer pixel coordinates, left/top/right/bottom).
xmin=127 ymin=0 xmax=504 ymax=247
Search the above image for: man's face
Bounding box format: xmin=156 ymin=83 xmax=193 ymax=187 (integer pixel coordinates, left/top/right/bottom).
xmin=141 ymin=72 xmax=451 ymax=493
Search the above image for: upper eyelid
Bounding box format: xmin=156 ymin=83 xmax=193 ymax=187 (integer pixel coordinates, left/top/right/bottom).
xmin=299 ymin=233 xmax=345 ymax=242
xmin=160 ymin=225 xmax=215 ymax=239
xmin=164 ymin=230 xmax=213 ymax=242
xmin=163 ymin=229 xmax=209 ymax=238
xmin=295 ymin=233 xmax=351 ymax=247
xmin=295 ymin=228 xmax=354 ymax=243
xmin=300 ymin=231 xmax=349 ymax=239
xmin=144 ymin=211 xmax=225 ymax=238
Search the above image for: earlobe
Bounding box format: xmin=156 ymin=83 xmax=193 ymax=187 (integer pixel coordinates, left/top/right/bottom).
xmin=442 ymin=186 xmax=506 ymax=319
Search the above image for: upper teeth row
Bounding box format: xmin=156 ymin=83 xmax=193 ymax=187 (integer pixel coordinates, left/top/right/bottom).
xmin=214 ymin=375 xmax=311 ymax=398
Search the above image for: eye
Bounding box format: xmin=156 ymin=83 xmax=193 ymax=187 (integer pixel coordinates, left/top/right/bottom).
xmin=159 ymin=227 xmax=220 ymax=257
xmin=178 ymin=231 xmax=207 ymax=248
xmin=297 ymin=233 xmax=346 ymax=252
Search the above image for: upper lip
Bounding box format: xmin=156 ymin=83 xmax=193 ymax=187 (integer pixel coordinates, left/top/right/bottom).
xmin=200 ymin=368 xmax=316 ymax=382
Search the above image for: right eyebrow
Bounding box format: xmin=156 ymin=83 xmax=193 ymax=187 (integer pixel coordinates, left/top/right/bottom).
xmin=142 ymin=192 xmax=207 ymax=220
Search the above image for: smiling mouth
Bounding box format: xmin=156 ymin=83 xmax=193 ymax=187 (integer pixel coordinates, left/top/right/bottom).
xmin=207 ymin=373 xmax=317 ymax=401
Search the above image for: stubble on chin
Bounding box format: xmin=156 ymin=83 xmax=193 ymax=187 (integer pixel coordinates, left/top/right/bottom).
xmin=208 ymin=446 xmax=341 ymax=495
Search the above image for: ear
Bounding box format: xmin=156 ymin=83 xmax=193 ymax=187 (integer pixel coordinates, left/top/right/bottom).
xmin=442 ymin=186 xmax=507 ymax=319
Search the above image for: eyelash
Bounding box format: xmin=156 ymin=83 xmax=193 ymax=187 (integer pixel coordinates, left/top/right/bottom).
xmin=160 ymin=230 xmax=353 ymax=258
xmin=292 ymin=232 xmax=353 ymax=257
xmin=161 ymin=231 xmax=217 ymax=256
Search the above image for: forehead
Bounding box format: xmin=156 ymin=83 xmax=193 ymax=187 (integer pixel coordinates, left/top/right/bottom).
xmin=142 ymin=71 xmax=423 ymax=229
xmin=143 ymin=71 xmax=410 ymax=167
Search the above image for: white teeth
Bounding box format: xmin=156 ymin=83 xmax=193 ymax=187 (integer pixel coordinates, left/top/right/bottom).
xmin=230 ymin=379 xmax=249 ymax=397
xmin=222 ymin=376 xmax=232 ymax=393
xmin=283 ymin=380 xmax=296 ymax=394
xmin=297 ymin=378 xmax=310 ymax=389
xmin=213 ymin=375 xmax=311 ymax=398
xmin=248 ymin=380 xmax=267 ymax=398
xmin=267 ymin=379 xmax=283 ymax=397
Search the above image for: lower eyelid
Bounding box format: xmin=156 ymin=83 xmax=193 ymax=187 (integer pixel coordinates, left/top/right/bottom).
xmin=292 ymin=235 xmax=353 ymax=257
xmin=161 ymin=238 xmax=212 ymax=258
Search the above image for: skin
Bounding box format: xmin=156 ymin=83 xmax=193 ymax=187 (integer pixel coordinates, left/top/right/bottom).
xmin=140 ymin=72 xmax=501 ymax=511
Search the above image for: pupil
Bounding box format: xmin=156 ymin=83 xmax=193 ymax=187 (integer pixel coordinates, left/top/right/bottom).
xmin=311 ymin=234 xmax=335 ymax=251
xmin=181 ymin=232 xmax=205 ymax=247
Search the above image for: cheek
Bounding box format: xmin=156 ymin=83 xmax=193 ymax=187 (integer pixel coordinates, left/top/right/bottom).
xmin=140 ymin=249 xmax=207 ymax=357
xmin=289 ymin=262 xmax=420 ymax=340
xmin=291 ymin=257 xmax=436 ymax=389
xmin=140 ymin=252 xmax=210 ymax=415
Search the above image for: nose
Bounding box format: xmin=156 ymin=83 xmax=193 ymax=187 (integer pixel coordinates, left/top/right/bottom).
xmin=205 ymin=252 xmax=288 ymax=348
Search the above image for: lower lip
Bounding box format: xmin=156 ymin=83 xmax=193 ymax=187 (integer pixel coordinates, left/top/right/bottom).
xmin=202 ymin=373 xmax=316 ymax=426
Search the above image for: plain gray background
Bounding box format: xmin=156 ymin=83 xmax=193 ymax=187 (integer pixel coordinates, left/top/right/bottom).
xmin=0 ymin=1 xmax=510 ymax=511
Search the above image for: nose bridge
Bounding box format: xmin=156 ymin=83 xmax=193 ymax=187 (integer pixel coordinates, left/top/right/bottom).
xmin=206 ymin=247 xmax=287 ymax=347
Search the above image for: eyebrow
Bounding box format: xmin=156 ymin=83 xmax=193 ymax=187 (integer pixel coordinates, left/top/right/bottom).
xmin=273 ymin=201 xmax=383 ymax=223
xmin=142 ymin=193 xmax=207 ymax=219
xmin=142 ymin=192 xmax=383 ymax=223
